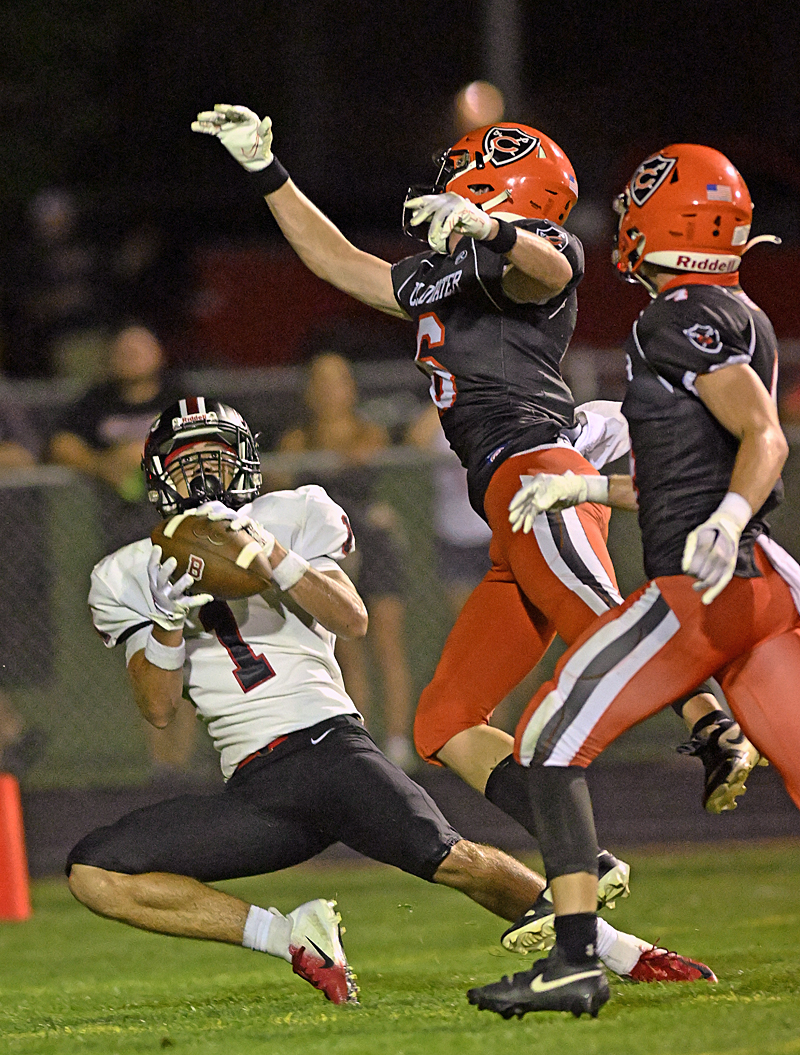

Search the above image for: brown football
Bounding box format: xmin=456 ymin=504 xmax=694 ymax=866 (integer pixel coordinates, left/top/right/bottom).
xmin=150 ymin=514 xmax=273 ymax=600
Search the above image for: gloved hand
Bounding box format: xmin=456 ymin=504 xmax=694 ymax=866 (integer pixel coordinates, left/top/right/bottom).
xmin=681 ymin=493 xmax=752 ymax=605
xmin=196 ymin=500 xmax=249 ymax=528
xmin=191 ymin=105 xmax=274 ymax=171
xmin=196 ymin=501 xmax=276 ymax=557
xmin=509 ymin=470 xmax=610 ymax=534
xmin=404 ymin=192 xmax=494 ymax=254
xmin=147 ymin=546 xmax=213 ymax=630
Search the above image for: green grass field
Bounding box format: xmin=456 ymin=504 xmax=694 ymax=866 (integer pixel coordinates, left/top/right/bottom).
xmin=1 ymin=840 xmax=799 ymax=1055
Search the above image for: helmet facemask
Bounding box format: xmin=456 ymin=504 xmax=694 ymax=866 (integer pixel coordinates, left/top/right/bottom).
xmin=143 ymin=399 xmax=262 ymax=517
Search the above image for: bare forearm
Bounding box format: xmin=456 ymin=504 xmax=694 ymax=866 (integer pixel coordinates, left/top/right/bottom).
xmin=128 ymin=631 xmax=185 ymax=727
xmin=490 ymin=221 xmax=573 ymax=301
xmin=607 ymin=474 xmax=639 ymax=511
xmin=728 ymin=426 xmax=788 ymax=513
xmin=265 ymin=181 xmax=404 ymax=316
xmin=264 ymin=541 xmax=367 ymax=638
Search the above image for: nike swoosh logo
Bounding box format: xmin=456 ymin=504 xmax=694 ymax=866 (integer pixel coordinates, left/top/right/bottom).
xmin=310 ymin=728 xmax=334 ymax=745
xmin=308 ymin=938 xmax=335 ymax=969
xmin=528 ymin=968 xmax=602 ymax=994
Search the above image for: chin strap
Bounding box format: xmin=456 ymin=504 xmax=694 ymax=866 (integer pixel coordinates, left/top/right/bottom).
xmin=481 ymin=189 xmax=511 ymax=211
xmin=743 ymin=234 xmax=782 ymax=254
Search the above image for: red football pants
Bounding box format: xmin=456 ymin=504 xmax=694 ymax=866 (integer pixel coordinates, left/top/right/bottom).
xmin=514 ymin=545 xmax=800 ymax=811
xmin=414 ymin=447 xmax=618 ymax=763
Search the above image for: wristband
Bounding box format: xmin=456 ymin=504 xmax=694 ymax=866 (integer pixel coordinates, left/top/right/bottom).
xmin=144 ymin=633 xmax=186 ymax=670
xmin=583 ymin=474 xmax=610 ymax=504
xmin=248 ymin=157 xmax=290 ymax=196
xmin=271 ymin=549 xmax=310 ymax=591
xmin=483 ymin=219 xmax=518 ymax=254
xmin=717 ymin=491 xmax=753 ymax=530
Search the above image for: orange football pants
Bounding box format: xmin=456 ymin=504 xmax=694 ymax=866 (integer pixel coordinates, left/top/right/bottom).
xmin=414 ymin=446 xmax=618 ymax=763
xmin=514 ymin=545 xmax=800 ymax=811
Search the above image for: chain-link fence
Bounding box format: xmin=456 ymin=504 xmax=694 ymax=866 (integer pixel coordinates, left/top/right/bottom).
xmin=4 ymin=374 xmax=800 ymax=789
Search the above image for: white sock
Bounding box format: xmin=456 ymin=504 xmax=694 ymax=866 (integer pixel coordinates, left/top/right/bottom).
xmin=242 ymin=905 xmax=292 ymax=962
xmin=596 ymin=918 xmax=651 ymax=976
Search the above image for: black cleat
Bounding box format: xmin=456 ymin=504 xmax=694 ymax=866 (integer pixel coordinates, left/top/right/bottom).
xmin=468 ymin=947 xmax=610 ymax=1019
xmin=678 ymin=714 xmax=767 ymax=814
xmin=501 ymin=849 xmax=630 ymax=954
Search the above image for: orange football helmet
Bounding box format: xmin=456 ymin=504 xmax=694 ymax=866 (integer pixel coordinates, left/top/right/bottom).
xmin=613 ymin=144 xmax=758 ymax=290
xmin=404 ymin=123 xmax=578 ymax=239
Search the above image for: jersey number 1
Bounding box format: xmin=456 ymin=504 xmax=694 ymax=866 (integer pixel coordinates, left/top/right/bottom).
xmin=200 ymin=600 xmax=276 ymax=692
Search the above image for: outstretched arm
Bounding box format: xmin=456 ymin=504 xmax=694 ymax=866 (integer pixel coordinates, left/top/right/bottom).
xmin=508 ymin=470 xmax=637 ymax=535
xmin=192 ymin=105 xmax=406 ymax=317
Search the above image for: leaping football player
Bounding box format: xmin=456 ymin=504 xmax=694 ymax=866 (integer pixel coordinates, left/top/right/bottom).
xmin=189 ymin=103 xmax=758 ymax=964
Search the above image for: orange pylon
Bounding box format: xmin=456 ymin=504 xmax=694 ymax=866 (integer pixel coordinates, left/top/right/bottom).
xmin=0 ymin=772 xmax=32 ymax=920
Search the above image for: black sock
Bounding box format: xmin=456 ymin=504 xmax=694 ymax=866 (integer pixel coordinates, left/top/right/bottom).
xmin=691 ymin=711 xmax=732 ymax=738
xmin=484 ymin=753 xmax=539 ymax=833
xmin=555 ymin=913 xmax=598 ymax=964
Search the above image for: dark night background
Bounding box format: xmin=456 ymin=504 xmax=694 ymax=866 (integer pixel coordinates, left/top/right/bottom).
xmin=2 ymin=0 xmax=799 ymax=370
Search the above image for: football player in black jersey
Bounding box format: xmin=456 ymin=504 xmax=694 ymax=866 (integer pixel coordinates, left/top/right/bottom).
xmin=192 ymin=108 xmax=744 ymax=970
xmin=467 ymin=144 xmax=797 ymax=1019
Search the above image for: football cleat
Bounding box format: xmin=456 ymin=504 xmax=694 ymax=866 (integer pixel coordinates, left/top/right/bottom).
xmin=627 ymin=946 xmax=717 ymax=983
xmin=500 ymin=849 xmax=630 ymax=954
xmin=677 ymin=714 xmax=767 ymax=813
xmin=468 ymin=947 xmax=610 ymax=1020
xmin=285 ymin=898 xmax=359 ymax=1005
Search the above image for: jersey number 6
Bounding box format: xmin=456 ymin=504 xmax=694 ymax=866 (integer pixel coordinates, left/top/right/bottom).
xmin=415 ymin=312 xmax=457 ymax=410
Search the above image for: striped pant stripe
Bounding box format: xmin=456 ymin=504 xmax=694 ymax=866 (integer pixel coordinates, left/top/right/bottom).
xmin=518 ymin=582 xmax=680 ymax=765
xmin=533 ymin=507 xmax=623 ymax=615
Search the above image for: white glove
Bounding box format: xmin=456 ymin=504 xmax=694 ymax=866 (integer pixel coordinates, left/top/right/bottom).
xmin=404 ymin=192 xmax=494 ymax=254
xmin=681 ymin=492 xmax=752 ymax=605
xmin=196 ymin=501 xmax=276 ymax=558
xmin=509 ymin=471 xmax=610 ymax=534
xmin=196 ymin=500 xmax=249 ymax=528
xmin=191 ymin=105 xmax=274 ymax=172
xmin=147 ymin=546 xmax=213 ymax=630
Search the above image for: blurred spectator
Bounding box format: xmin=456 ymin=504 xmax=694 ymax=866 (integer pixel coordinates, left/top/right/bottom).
xmin=274 ymin=352 xmax=416 ymax=768
xmin=0 ymin=690 xmax=46 ymax=780
xmin=0 ymin=395 xmax=48 ymax=776
xmin=47 ymin=322 xmax=181 ymax=540
xmin=406 ymin=403 xmax=491 ymax=622
xmin=5 ymin=187 xmax=110 ymax=379
xmin=0 ymin=398 xmax=41 ymax=470
xmin=46 ymin=322 xmax=198 ymax=788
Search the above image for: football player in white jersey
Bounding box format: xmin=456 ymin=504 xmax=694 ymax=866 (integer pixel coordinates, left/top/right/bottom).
xmin=69 ymin=397 xmax=710 ymax=1005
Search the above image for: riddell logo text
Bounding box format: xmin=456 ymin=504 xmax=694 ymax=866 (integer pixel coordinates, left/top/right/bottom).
xmin=676 ymin=256 xmax=738 ymax=272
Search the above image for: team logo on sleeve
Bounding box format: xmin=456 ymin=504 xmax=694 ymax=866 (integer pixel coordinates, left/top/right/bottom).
xmin=534 ymin=223 xmax=569 ymax=251
xmin=630 ymin=153 xmax=677 ymax=206
xmin=483 ymin=127 xmax=540 ymax=167
xmin=683 ymin=323 xmax=722 ymax=354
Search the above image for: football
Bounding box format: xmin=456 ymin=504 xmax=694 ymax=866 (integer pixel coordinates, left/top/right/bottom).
xmin=150 ymin=513 xmax=273 ymax=600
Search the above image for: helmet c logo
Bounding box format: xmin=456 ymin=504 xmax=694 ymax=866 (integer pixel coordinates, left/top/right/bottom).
xmin=630 ymin=154 xmax=677 ymax=206
xmin=483 ymin=127 xmax=540 ymax=167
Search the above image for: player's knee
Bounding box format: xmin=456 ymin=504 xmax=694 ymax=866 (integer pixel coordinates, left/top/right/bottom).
xmin=67 ymin=863 xmax=123 ymax=915
xmin=431 ymin=839 xmax=484 ymax=888
xmin=414 ymin=681 xmax=461 ymax=762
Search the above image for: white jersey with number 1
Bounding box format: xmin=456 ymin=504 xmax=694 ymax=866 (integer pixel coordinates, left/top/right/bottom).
xmin=89 ymin=485 xmax=360 ymax=779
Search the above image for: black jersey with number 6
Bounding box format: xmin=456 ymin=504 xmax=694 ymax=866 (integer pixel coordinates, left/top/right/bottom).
xmin=391 ymin=219 xmax=584 ymax=518
xmin=622 ymin=281 xmax=783 ymax=580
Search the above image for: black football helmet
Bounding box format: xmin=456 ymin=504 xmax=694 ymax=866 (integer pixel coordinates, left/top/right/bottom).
xmin=143 ymin=397 xmax=262 ymax=517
